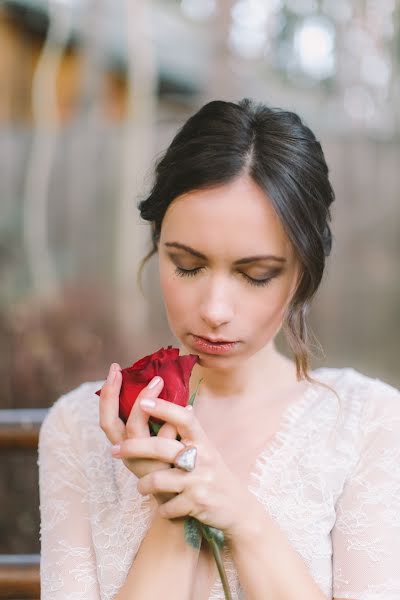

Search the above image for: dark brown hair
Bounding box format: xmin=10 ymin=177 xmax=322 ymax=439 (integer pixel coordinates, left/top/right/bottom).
xmin=136 ymin=98 xmax=341 ymax=421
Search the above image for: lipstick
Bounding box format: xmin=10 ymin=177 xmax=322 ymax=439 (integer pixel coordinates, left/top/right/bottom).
xmin=191 ymin=335 xmax=238 ymax=355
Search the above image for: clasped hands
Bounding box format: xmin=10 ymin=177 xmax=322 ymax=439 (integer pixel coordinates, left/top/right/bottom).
xmin=99 ymin=363 xmax=252 ymax=540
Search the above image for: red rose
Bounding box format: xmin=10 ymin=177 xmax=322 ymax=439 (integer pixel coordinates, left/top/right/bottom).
xmin=95 ymin=346 xmax=199 ymax=425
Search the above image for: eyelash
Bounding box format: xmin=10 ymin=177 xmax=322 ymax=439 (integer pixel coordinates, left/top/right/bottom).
xmin=173 ymin=266 xmax=274 ymax=288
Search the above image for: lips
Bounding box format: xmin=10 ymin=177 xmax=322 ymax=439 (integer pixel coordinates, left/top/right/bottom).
xmin=191 ymin=334 xmax=238 ymax=355
xmin=194 ymin=335 xmax=236 ymax=344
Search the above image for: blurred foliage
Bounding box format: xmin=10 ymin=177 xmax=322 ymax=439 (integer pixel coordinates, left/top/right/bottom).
xmin=0 ymin=282 xmax=123 ymax=410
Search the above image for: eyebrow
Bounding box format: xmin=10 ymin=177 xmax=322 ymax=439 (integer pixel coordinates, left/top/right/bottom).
xmin=164 ymin=242 xmax=287 ymax=265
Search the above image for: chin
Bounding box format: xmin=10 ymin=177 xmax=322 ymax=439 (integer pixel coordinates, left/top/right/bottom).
xmin=195 ymin=353 xmax=242 ymax=369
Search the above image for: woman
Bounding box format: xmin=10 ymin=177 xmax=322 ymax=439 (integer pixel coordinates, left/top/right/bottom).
xmin=38 ymin=99 xmax=400 ymax=600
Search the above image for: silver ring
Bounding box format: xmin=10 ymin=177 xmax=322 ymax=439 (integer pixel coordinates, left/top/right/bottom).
xmin=173 ymin=444 xmax=197 ymax=472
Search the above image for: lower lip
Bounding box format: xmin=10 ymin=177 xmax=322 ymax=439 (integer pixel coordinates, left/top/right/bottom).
xmin=191 ymin=335 xmax=238 ymax=354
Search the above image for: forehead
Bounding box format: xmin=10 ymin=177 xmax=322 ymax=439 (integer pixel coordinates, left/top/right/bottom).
xmin=160 ymin=176 xmax=294 ymax=258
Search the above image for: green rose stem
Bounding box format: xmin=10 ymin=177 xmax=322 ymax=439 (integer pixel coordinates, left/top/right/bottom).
xmin=199 ymin=523 xmax=232 ymax=600
xmin=149 ymin=378 xmax=232 ymax=600
xmin=185 ymin=379 xmax=232 ymax=600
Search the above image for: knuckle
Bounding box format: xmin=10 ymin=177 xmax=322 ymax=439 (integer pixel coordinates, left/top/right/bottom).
xmin=170 ymin=439 xmax=182 ymax=459
xmin=125 ymin=422 xmax=141 ymax=437
xmin=203 ymin=470 xmax=214 ymax=485
xmin=201 ymin=451 xmax=214 ymax=469
xmin=154 ymin=436 xmax=165 ymax=455
xmin=185 ymin=411 xmax=194 ymax=426
xmin=150 ymin=471 xmax=162 ymax=492
xmin=193 ymin=485 xmax=208 ymax=505
xmin=99 ymin=417 xmax=111 ymax=433
xmin=121 ymin=439 xmax=135 ymax=456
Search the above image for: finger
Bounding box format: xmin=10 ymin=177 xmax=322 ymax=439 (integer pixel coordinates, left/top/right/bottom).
xmin=98 ymin=363 xmax=125 ymax=445
xmin=125 ymin=376 xmax=164 ymax=438
xmin=158 ymin=422 xmax=178 ymax=440
xmin=158 ymin=493 xmax=192 ymax=520
xmin=117 ymin=436 xmax=184 ymax=463
xmin=137 ymin=467 xmax=187 ymax=498
xmin=139 ymin=398 xmax=206 ymax=444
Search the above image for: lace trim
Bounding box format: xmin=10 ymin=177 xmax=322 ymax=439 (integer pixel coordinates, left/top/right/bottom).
xmin=209 ymin=367 xmax=342 ymax=598
xmin=248 ymin=366 xmax=347 ymax=494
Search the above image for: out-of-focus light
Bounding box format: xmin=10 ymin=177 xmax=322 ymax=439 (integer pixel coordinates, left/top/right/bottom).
xmin=344 ymin=86 xmax=376 ymax=121
xmin=294 ymin=16 xmax=335 ymax=79
xmin=366 ymin=0 xmax=395 ymax=38
xmin=181 ymin=0 xmax=217 ymax=21
xmin=322 ymin=0 xmax=352 ymax=22
xmin=229 ymin=0 xmax=281 ymax=59
xmin=285 ymin=0 xmax=317 ymax=16
xmin=229 ymin=23 xmax=267 ymax=59
xmin=231 ymin=0 xmax=282 ymax=28
xmin=50 ymin=0 xmax=80 ymax=5
xmin=382 ymin=20 xmax=394 ymax=37
xmin=367 ymin=0 xmax=395 ymax=17
xmin=361 ymin=53 xmax=391 ymax=88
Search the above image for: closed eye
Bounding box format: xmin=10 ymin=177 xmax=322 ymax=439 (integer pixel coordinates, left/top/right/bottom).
xmin=173 ymin=266 xmax=275 ymax=288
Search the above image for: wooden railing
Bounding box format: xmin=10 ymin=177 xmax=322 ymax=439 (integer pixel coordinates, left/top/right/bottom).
xmin=0 ymin=409 xmax=46 ymax=450
xmin=0 ymin=408 xmax=47 ymax=599
xmin=0 ymin=555 xmax=40 ymax=599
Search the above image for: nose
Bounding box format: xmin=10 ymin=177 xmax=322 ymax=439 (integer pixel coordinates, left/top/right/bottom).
xmin=198 ymin=275 xmax=235 ymax=330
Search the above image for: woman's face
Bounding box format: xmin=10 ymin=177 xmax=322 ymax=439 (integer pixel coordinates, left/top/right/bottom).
xmin=157 ymin=175 xmax=301 ymax=367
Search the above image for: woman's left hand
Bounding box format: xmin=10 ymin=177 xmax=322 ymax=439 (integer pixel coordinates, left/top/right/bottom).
xmin=111 ymin=397 xmax=251 ymax=538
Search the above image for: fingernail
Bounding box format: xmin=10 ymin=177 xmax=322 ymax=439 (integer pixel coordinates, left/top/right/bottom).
xmin=148 ymin=376 xmax=161 ymax=389
xmin=185 ymin=405 xmax=193 ymax=410
xmin=111 ymin=444 xmax=121 ymax=455
xmin=140 ymin=398 xmax=156 ymax=408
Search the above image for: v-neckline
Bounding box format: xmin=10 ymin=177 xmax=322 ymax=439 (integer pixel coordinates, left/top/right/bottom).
xmin=247 ymin=367 xmax=327 ymax=487
xmin=134 ymin=368 xmax=330 ymax=600
xmin=202 ymin=367 xmax=328 ymax=600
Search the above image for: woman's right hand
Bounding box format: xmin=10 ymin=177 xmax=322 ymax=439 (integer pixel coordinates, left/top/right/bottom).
xmin=99 ymin=363 xmax=178 ymax=505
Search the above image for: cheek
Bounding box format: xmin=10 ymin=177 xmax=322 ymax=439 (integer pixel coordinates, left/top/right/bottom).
xmin=159 ymin=263 xmax=193 ymax=325
xmin=248 ymin=281 xmax=293 ymax=335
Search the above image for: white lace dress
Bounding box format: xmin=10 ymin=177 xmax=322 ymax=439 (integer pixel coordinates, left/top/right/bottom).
xmin=38 ymin=366 xmax=400 ymax=600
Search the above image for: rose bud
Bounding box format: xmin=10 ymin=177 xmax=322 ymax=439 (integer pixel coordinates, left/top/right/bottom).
xmin=95 ymin=346 xmax=199 ymax=429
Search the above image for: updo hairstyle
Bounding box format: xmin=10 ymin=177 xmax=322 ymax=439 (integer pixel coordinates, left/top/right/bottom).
xmin=137 ymin=99 xmax=335 ymax=391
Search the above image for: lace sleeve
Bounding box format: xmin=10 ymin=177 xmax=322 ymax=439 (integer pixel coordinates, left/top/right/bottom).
xmin=38 ymin=385 xmax=101 ymax=599
xmin=332 ymin=380 xmax=400 ymax=600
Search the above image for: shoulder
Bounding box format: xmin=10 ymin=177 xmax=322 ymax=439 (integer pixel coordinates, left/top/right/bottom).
xmin=39 ymin=379 xmax=105 ymax=444
xmin=315 ymin=366 xmax=400 ymax=434
xmin=315 ymin=365 xmax=398 ymax=394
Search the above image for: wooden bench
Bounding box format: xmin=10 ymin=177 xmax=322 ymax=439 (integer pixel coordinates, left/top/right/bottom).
xmin=0 ymin=408 xmax=47 ymax=599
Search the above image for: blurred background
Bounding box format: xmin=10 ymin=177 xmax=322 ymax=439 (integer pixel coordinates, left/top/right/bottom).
xmin=0 ymin=0 xmax=399 ymax=579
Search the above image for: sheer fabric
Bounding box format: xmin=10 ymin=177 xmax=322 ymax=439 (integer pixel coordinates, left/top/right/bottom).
xmin=38 ymin=367 xmax=400 ymax=599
